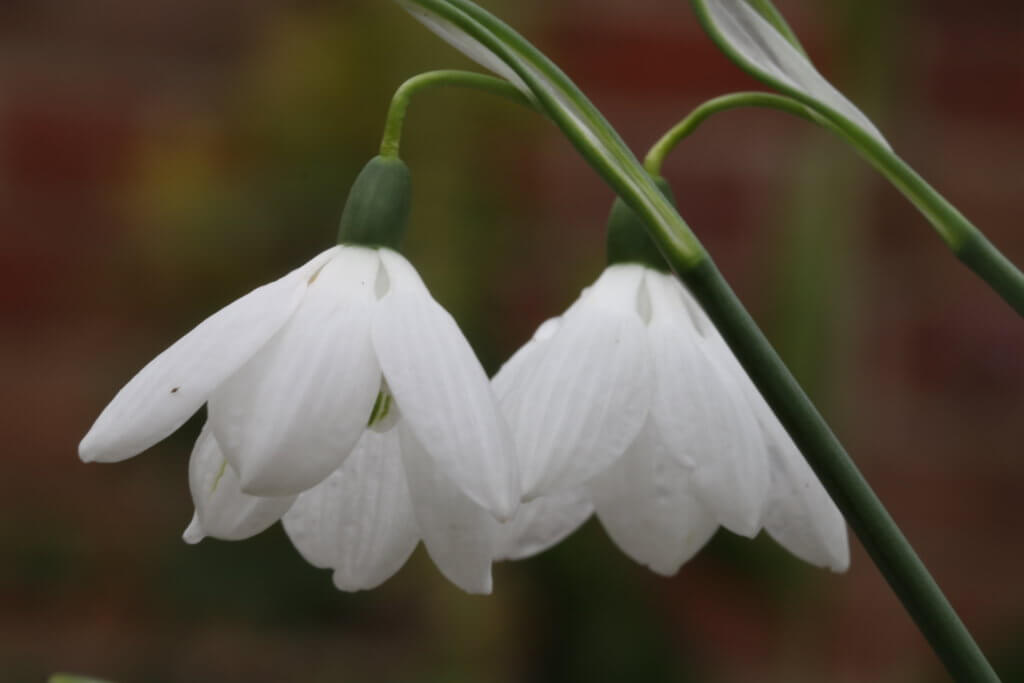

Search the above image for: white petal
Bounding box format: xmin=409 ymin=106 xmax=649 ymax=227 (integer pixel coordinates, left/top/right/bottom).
xmin=500 ymin=265 xmax=653 ymax=499
xmin=696 ymin=0 xmax=889 ymax=148
xmin=372 ymin=249 xmax=520 ymax=520
xmin=398 ymin=423 xmax=497 ymax=595
xmin=182 ymin=514 xmax=204 ymax=544
xmin=668 ymin=277 xmax=849 ymax=569
xmin=760 ymin=424 xmax=849 ymax=572
xmin=732 ymin=372 xmax=850 ymax=571
xmin=208 ymin=247 xmax=382 ymax=496
xmin=491 ymin=316 xmax=561 ymax=400
xmin=79 ymin=247 xmax=341 ymax=463
xmin=184 ymin=423 xmax=295 ymax=543
xmin=282 ymin=428 xmax=421 ymax=590
xmin=494 ymin=488 xmax=592 ymax=561
xmin=590 ymin=419 xmax=719 ymax=576
xmin=645 ymin=271 xmax=769 ymax=537
xmin=396 ymin=1 xmax=529 ymax=92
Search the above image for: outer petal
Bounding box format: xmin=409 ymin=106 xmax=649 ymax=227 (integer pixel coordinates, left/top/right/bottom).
xmin=645 ymin=271 xmax=769 ymax=537
xmin=498 ymin=265 xmax=653 ymax=499
xmin=282 ymin=428 xmax=421 ymax=590
xmin=398 ymin=422 xmax=497 ymax=595
xmin=79 ymin=247 xmax=341 ymax=463
xmin=760 ymin=423 xmax=849 ymax=572
xmin=209 ymin=247 xmax=382 ymax=496
xmin=694 ymin=0 xmax=889 ymax=148
xmin=731 ymin=374 xmax=849 ymax=571
xmin=494 ymin=488 xmax=592 ymax=561
xmin=491 ymin=316 xmax=561 ymax=400
xmin=673 ymin=280 xmax=849 ymax=570
xmin=590 ymin=418 xmax=719 ymax=576
xmin=183 ymin=423 xmax=295 ymax=544
xmin=372 ymin=249 xmax=520 ymax=521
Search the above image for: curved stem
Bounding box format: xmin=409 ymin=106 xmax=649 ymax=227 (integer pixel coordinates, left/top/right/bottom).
xmin=409 ymin=0 xmax=707 ymax=268
xmin=646 ymin=91 xmax=1024 ymax=316
xmin=687 ymin=0 xmax=1024 ymax=317
xmin=379 ymin=69 xmax=538 ymax=158
xmin=835 ymin=123 xmax=1024 ymax=316
xmin=644 ymin=92 xmax=819 ymax=175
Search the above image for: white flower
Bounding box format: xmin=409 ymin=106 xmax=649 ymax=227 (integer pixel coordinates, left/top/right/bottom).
xmin=80 ymin=245 xmax=520 ymax=593
xmin=492 ymin=263 xmax=848 ymax=574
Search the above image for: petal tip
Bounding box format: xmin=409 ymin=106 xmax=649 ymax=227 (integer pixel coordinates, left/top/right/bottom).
xmin=829 ymin=559 xmax=850 ymax=574
xmin=77 ymin=440 xmax=98 ymax=464
xmin=182 ymin=516 xmax=205 ymax=544
xmin=77 ymin=428 xmax=110 ymax=463
xmin=462 ymin=572 xmax=493 ymax=596
xmin=827 ymin=543 xmax=851 ymax=574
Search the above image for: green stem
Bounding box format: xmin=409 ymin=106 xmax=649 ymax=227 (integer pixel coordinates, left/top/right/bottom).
xmin=836 ymin=123 xmax=1024 ymax=316
xmin=379 ymin=69 xmax=537 ymax=158
xmin=645 ymin=91 xmax=1024 ymax=316
xmin=645 ymin=91 xmax=1002 ymax=681
xmin=644 ymin=92 xmax=818 ymax=175
xmin=680 ymin=259 xmax=1000 ymax=683
xmin=409 ymin=0 xmax=707 ymax=268
xmin=688 ymin=0 xmax=1023 ymax=317
xmin=398 ymin=2 xmax=1002 ymax=679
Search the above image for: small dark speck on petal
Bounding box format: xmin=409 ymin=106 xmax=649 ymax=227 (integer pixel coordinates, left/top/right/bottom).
xmin=171 ymin=387 xmax=180 ymax=394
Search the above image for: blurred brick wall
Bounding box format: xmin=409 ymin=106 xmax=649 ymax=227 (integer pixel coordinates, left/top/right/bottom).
xmin=1 ymin=1 xmax=1021 ymax=682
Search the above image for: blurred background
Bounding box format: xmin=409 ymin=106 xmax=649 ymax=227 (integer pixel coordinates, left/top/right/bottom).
xmin=2 ymin=0 xmax=1022 ymax=681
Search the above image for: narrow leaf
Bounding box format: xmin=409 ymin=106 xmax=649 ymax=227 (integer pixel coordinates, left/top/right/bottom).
xmin=692 ymin=0 xmax=889 ymax=149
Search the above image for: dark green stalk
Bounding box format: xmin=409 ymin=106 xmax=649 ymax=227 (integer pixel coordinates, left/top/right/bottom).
xmin=837 ymin=127 xmax=1024 ymax=316
xmin=680 ymin=258 xmax=1000 ymax=683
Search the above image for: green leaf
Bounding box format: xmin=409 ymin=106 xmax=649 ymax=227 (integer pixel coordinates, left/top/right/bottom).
xmin=691 ymin=0 xmax=889 ymax=149
xmin=745 ymin=0 xmax=807 ymax=54
xmin=395 ymin=0 xmax=528 ymax=91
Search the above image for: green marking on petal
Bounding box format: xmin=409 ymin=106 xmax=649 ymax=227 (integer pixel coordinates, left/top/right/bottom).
xmin=210 ymin=460 xmax=228 ymax=494
xmin=367 ymin=390 xmax=392 ymax=428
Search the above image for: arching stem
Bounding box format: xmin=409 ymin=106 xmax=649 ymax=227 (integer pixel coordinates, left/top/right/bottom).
xmin=380 ymin=69 xmax=538 ymax=158
xmin=645 ymin=91 xmax=1024 ymax=316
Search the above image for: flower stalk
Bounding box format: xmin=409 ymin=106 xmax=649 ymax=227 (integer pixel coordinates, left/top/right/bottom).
xmin=644 ymin=92 xmax=819 ymax=175
xmin=644 ymin=90 xmax=1024 ymax=316
xmin=379 ymin=69 xmax=536 ymax=159
xmin=688 ymin=0 xmax=1024 ymax=317
xmin=681 ymin=259 xmax=1000 ymax=683
xmin=398 ymin=0 xmax=1004 ymax=679
xmin=406 ymin=0 xmax=707 ymax=268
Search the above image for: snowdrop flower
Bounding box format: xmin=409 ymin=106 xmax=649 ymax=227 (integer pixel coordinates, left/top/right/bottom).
xmin=493 ymin=196 xmax=848 ymax=574
xmin=80 ymin=156 xmax=520 ymax=593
